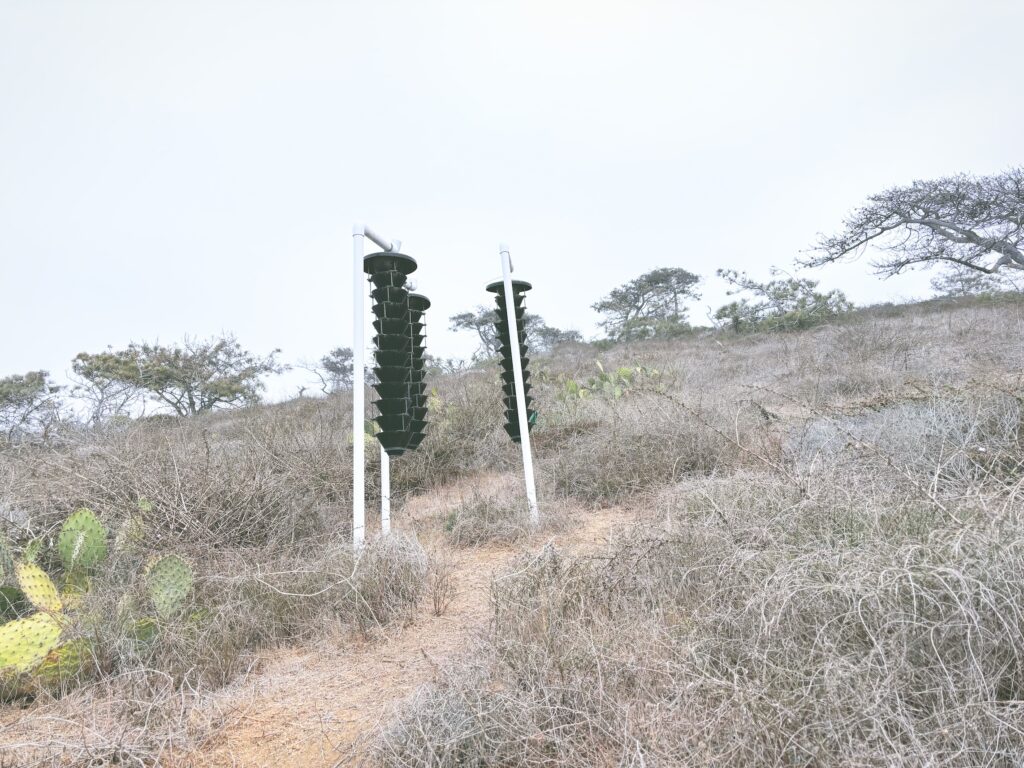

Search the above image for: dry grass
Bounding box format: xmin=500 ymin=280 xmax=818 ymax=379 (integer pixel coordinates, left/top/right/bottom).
xmin=372 ymin=458 xmax=1024 ymax=766
xmin=368 ymin=299 xmax=1024 ymax=767
xmin=3 ymin=295 xmax=1024 ymax=764
xmin=437 ymin=475 xmax=573 ymax=548
xmin=351 ymin=532 xmax=429 ymax=631
xmin=538 ymin=392 xmax=765 ymax=505
xmin=0 ymin=396 xmax=357 ymax=548
xmin=441 ymin=482 xmax=534 ymax=547
xmin=426 ymin=546 xmax=458 ymax=617
xmin=0 ymin=674 xmax=217 ymax=766
xmin=393 ymin=372 xmax=513 ymax=496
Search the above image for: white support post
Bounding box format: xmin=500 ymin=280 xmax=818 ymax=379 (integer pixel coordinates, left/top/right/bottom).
xmin=352 ymin=227 xmax=367 ymax=549
xmin=380 ymin=445 xmax=391 ymax=534
xmin=499 ymin=243 xmax=540 ymax=525
xmin=352 ymin=223 xmax=400 ymax=549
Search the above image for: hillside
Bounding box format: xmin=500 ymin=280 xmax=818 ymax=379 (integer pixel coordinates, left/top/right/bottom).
xmin=2 ymin=294 xmax=1023 ymax=767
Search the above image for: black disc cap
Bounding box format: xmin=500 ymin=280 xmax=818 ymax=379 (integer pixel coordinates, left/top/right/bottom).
xmin=364 ymin=252 xmax=418 ymax=276
xmin=376 ymin=431 xmax=411 ymax=455
xmin=485 ymin=279 xmax=532 ymax=294
xmin=407 ymin=293 xmax=431 ymax=312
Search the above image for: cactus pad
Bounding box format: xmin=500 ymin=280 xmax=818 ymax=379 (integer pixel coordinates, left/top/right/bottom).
xmin=145 ymin=555 xmax=193 ymax=619
xmin=58 ymin=508 xmax=109 ymax=572
xmin=0 ymin=613 xmax=62 ymax=677
xmin=34 ymin=638 xmax=90 ymax=690
xmin=0 ymin=534 xmax=13 ymax=581
xmin=22 ymin=538 xmax=43 ymax=564
xmin=15 ymin=563 xmax=62 ymax=613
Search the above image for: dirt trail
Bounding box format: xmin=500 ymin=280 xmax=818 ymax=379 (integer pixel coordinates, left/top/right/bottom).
xmin=184 ymin=478 xmax=636 ymax=768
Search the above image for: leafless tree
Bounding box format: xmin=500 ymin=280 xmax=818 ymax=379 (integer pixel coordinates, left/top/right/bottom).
xmin=929 ymin=265 xmax=1024 ymax=297
xmin=803 ymin=169 xmax=1024 ymax=277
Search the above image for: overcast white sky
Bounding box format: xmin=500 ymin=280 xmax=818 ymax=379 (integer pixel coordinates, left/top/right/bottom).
xmin=2 ymin=0 xmax=1022 ymax=399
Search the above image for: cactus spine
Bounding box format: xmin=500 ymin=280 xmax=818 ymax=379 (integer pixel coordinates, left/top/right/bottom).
xmin=0 ymin=613 xmax=62 ymax=677
xmin=15 ymin=563 xmax=62 ymax=613
xmin=57 ymin=508 xmax=109 ymax=573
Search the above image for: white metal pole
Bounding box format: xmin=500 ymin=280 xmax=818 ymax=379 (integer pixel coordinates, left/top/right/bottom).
xmin=352 ymin=224 xmax=401 ymax=548
xmin=352 ymin=226 xmax=367 ymax=549
xmin=499 ymin=244 xmax=539 ymax=525
xmin=380 ymin=445 xmax=391 ymax=533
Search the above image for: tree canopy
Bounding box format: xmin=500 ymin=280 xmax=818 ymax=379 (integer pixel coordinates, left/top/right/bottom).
xmin=318 ymin=347 xmax=354 ymax=393
xmin=449 ymin=308 xmax=502 ymax=359
xmin=450 ymin=309 xmax=581 ymax=359
xmin=592 ymin=268 xmax=701 ymax=340
xmin=73 ymin=335 xmax=281 ymax=417
xmin=713 ymin=270 xmax=853 ymax=333
xmin=804 ymin=169 xmax=1024 ymax=277
xmin=71 ymin=349 xmax=145 ymax=423
xmin=0 ymin=370 xmax=62 ymax=440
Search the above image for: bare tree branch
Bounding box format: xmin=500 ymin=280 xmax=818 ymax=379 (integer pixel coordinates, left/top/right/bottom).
xmin=803 ymin=169 xmax=1024 ymax=277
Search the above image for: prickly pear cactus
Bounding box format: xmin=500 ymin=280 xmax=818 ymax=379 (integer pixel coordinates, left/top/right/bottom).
xmin=1 ymin=505 xmax=199 ymax=698
xmin=22 ymin=538 xmax=43 ymax=564
xmin=0 ymin=613 xmax=62 ymax=677
xmin=15 ymin=563 xmax=62 ymax=613
xmin=33 ymin=637 xmax=89 ymax=690
xmin=58 ymin=508 xmax=109 ymax=573
xmin=0 ymin=533 xmax=13 ymax=581
xmin=145 ymin=555 xmax=194 ymax=619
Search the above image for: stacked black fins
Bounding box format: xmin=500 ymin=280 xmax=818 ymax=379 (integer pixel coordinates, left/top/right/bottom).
xmin=486 ymin=279 xmax=536 ymax=444
xmin=365 ymin=252 xmax=418 ymax=456
xmin=405 ymin=294 xmax=430 ymax=451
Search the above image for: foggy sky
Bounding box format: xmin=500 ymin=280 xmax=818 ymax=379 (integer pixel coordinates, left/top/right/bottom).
xmin=2 ymin=0 xmax=1022 ymax=398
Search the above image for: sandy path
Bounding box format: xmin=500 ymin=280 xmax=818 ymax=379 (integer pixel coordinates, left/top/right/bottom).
xmin=181 ymin=479 xmax=636 ymax=768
